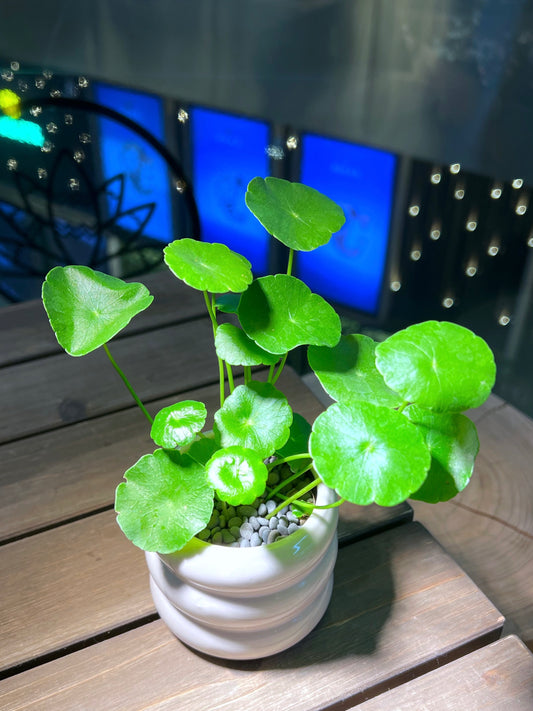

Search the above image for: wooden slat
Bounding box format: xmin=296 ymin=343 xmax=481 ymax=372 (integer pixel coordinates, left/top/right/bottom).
xmin=355 ymin=635 xmax=533 ymax=710
xmin=411 ymin=393 xmax=533 ymax=648
xmin=0 ymin=270 xmax=205 ymax=367
xmin=0 ymin=318 xmax=218 ymax=444
xmin=0 ymin=523 xmax=504 ymax=707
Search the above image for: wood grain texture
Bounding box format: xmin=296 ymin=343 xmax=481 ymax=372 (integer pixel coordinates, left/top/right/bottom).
xmin=0 ymin=318 xmax=218 ymax=444
xmin=0 ymin=368 xmax=324 ymax=541
xmin=0 ymin=270 xmax=205 ymax=367
xmin=0 ymin=523 xmax=504 ymax=708
xmin=411 ymin=394 xmax=533 ymax=648
xmin=355 ymin=635 xmax=533 ymax=710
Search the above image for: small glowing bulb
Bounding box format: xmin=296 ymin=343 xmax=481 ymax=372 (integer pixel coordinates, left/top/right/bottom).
xmin=430 ymin=172 xmax=441 ymax=184
xmin=177 ymin=108 xmax=189 ymax=123
xmin=466 ymin=220 xmax=477 ymax=232
xmin=390 ymin=281 xmax=401 ymax=292
xmin=465 ymin=265 xmax=477 ymax=277
xmin=488 ymin=244 xmax=500 ymax=256
xmin=286 ymin=135 xmax=298 ymax=150
xmin=430 ymin=226 xmax=441 ymax=240
xmin=498 ymin=314 xmax=510 ymax=326
xmin=410 ymin=249 xmax=422 ymax=261
xmin=174 ymin=179 xmax=187 ymax=193
xmin=490 ymin=186 xmax=502 ymax=199
xmin=512 ymin=178 xmax=523 ymax=189
xmin=450 ymin=163 xmax=461 ymax=174
xmin=454 ymin=189 xmax=465 ymax=200
xmin=528 ymin=236 xmax=533 ymax=247
xmin=516 ymin=202 xmax=527 ymax=215
xmin=442 ymin=297 xmax=454 ymax=308
xmin=408 ymin=204 xmax=420 ymax=216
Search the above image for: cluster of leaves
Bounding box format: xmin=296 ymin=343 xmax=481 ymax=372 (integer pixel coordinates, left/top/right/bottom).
xmin=41 ymin=177 xmax=496 ymax=554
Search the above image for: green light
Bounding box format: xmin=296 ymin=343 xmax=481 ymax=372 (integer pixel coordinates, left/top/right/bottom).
xmin=0 ymin=116 xmax=45 ymax=147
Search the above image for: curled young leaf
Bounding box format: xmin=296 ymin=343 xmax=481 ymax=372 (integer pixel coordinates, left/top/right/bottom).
xmin=239 ymin=274 xmax=341 ymax=355
xmin=164 ymin=238 xmax=253 ymax=293
xmin=375 ymin=321 xmax=496 ymax=412
xmin=206 ymin=446 xmax=268 ymax=506
xmin=115 ymin=449 xmax=214 ymax=553
xmin=42 ymin=265 xmax=153 ymax=356
xmin=150 ymin=400 xmax=207 ymax=449
xmin=310 ymin=401 xmax=431 ymax=506
xmin=405 ymin=406 xmax=480 ymax=503
xmin=245 ymin=177 xmax=345 ymax=251
xmin=309 ymin=334 xmax=403 ymax=408
xmin=214 ymin=381 xmax=293 ymax=459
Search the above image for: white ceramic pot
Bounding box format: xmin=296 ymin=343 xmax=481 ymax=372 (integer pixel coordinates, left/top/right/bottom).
xmin=145 ymin=483 xmax=338 ymax=660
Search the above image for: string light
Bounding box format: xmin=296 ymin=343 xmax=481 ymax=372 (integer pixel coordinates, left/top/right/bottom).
xmin=465 ymin=263 xmax=478 ymax=277
xmin=454 ymin=188 xmax=465 ymax=200
xmin=429 ymin=225 xmax=441 ymax=240
xmin=487 ymin=240 xmax=500 ymax=256
xmin=390 ymin=280 xmax=402 ymax=292
xmin=410 ymin=249 xmax=422 ymax=261
xmin=430 ymin=170 xmax=441 ymax=184
xmin=515 ymin=196 xmax=528 ymax=215
xmin=442 ymin=296 xmax=455 ymax=308
xmin=408 ymin=204 xmax=420 ymax=216
xmin=286 ymin=135 xmax=298 ymax=150
xmin=490 ymin=184 xmax=502 ymax=199
xmin=512 ymin=178 xmax=523 ymax=189
xmin=466 ymin=219 xmax=477 ymax=232
xmin=450 ymin=163 xmax=461 ymax=174
xmin=498 ymin=314 xmax=511 ymax=326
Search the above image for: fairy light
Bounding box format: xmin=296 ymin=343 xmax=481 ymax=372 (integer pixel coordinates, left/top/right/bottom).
xmin=515 ymin=196 xmax=528 ymax=215
xmin=408 ymin=204 xmax=420 ymax=216
xmin=454 ymin=188 xmax=465 ymax=200
xmin=490 ymin=184 xmax=502 ymax=199
xmin=410 ymin=249 xmax=422 ymax=261
xmin=512 ymin=178 xmax=523 ymax=189
xmin=430 ymin=170 xmax=441 ymax=184
xmin=487 ymin=242 xmax=500 ymax=256
xmin=286 ymin=135 xmax=298 ymax=150
xmin=429 ymin=224 xmax=441 ymax=240
xmin=465 ymin=263 xmax=478 ymax=277
xmin=498 ymin=313 xmax=511 ymax=326
xmin=390 ymin=280 xmax=402 ymax=292
xmin=442 ymin=296 xmax=455 ymax=308
xmin=528 ymin=234 xmax=533 ymax=247
xmin=466 ymin=218 xmax=477 ymax=232
xmin=450 ymin=163 xmax=461 ymax=174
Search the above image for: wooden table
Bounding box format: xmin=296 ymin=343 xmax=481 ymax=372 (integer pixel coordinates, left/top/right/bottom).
xmin=0 ymin=270 xmax=530 ymax=710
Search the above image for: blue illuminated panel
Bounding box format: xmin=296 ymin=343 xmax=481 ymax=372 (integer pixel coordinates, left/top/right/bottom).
xmin=192 ymin=107 xmax=270 ymax=274
xmin=297 ymin=134 xmax=396 ymax=315
xmin=94 ymin=83 xmax=173 ymax=242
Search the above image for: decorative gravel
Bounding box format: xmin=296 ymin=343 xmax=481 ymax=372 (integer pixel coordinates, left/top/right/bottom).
xmin=197 ymin=465 xmax=313 ymax=547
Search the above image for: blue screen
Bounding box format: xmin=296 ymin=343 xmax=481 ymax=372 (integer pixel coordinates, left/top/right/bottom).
xmin=297 ymin=134 xmax=396 ymax=315
xmin=94 ymin=83 xmax=173 ymax=242
xmin=192 ymin=107 xmax=270 ymax=274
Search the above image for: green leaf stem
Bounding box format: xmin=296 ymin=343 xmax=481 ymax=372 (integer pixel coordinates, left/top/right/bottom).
xmin=42 ymin=265 xmax=153 ymax=356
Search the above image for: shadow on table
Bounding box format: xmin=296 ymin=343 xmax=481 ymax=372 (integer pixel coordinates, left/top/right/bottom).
xmin=203 ymin=541 xmax=394 ymax=672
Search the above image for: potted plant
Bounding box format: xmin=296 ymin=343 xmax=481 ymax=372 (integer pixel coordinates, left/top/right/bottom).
xmin=41 ymin=176 xmax=496 ymax=660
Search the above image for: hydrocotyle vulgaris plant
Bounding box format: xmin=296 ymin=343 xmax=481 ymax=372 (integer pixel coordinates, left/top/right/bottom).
xmin=41 ymin=176 xmax=496 ymax=554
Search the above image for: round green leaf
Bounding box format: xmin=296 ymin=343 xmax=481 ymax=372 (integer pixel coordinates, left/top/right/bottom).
xmin=238 ymin=275 xmax=341 ymax=355
xmin=214 ymin=381 xmax=293 ymax=459
xmin=245 ymin=177 xmax=345 ymax=251
xmin=310 ymin=402 xmax=431 ymax=506
xmin=115 ymin=449 xmax=214 ymax=553
xmin=164 ymin=238 xmax=252 ymax=293
xmin=42 ymin=265 xmax=153 ymax=356
xmin=206 ymin=446 xmax=268 ymax=505
xmin=375 ymin=321 xmax=496 ymax=412
xmin=215 ymin=323 xmax=280 ymax=366
xmin=150 ymin=400 xmax=207 ymax=449
xmin=405 ymin=406 xmax=479 ymax=503
xmin=308 ymin=334 xmax=403 ymax=407
xmin=187 ymin=436 xmax=220 ymax=466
